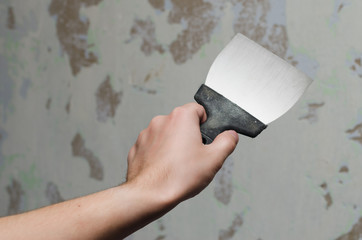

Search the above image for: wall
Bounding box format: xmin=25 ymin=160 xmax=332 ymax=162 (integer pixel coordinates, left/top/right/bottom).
xmin=1 ymin=0 xmax=362 ymax=239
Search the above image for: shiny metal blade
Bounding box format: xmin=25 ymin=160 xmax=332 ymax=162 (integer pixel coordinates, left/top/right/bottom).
xmin=205 ymin=33 xmax=313 ymax=125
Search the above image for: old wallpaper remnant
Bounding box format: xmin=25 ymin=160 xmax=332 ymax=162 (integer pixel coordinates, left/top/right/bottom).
xmin=1 ymin=0 xmax=362 ymax=239
xmin=71 ymin=133 xmax=104 ymax=181
xmin=96 ymin=75 xmax=122 ymax=122
xmin=48 ymin=0 xmax=103 ymax=76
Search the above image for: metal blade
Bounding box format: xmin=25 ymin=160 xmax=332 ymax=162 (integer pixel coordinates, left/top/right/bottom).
xmin=205 ymin=33 xmax=313 ymax=125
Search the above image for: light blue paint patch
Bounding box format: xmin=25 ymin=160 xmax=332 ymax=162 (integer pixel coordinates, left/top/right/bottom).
xmin=20 ymin=78 xmax=31 ymax=99
xmin=290 ymin=51 xmax=320 ymax=80
xmin=79 ymin=15 xmax=88 ymax=24
xmin=164 ymin=0 xmax=173 ymax=11
xmin=267 ymin=0 xmax=286 ymax=26
xmin=0 ymin=128 xmax=7 ymax=167
xmin=329 ymin=0 xmax=352 ymax=28
xmin=0 ymin=54 xmax=14 ymax=123
xmin=231 ymin=1 xmax=243 ymax=27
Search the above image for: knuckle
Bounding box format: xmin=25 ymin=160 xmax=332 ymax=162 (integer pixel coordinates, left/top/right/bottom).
xmin=171 ymin=106 xmax=186 ymax=117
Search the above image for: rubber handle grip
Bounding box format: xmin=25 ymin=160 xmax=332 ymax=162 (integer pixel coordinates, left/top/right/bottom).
xmin=194 ymin=84 xmax=267 ymax=144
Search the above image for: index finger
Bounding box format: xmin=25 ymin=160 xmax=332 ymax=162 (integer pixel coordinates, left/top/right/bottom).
xmin=182 ymin=103 xmax=207 ymax=124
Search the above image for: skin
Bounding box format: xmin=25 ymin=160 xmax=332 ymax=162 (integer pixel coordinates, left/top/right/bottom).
xmin=0 ymin=103 xmax=239 ymax=239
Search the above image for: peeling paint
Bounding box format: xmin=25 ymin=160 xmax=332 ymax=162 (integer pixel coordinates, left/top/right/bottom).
xmin=48 ymin=0 xmax=103 ymax=76
xmin=96 ymin=75 xmax=122 ymax=122
xmin=320 ymin=182 xmax=333 ymax=210
xmin=71 ymin=133 xmax=104 ymax=180
xmin=336 ymin=217 xmax=362 ymax=240
xmin=339 ymin=166 xmax=349 ymax=173
xmin=128 ymin=17 xmax=165 ymax=56
xmin=346 ymin=123 xmax=362 ymax=146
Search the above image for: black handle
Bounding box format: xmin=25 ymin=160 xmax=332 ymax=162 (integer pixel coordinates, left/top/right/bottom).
xmin=194 ymin=84 xmax=267 ymax=144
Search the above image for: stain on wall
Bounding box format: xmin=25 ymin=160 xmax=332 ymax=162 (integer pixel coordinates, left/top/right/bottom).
xmin=299 ymin=102 xmax=325 ymax=123
xmin=65 ymin=97 xmax=71 ymax=114
xmin=214 ymin=157 xmax=234 ymax=205
xmin=154 ymin=219 xmax=166 ymax=240
xmin=96 ymin=75 xmax=122 ymax=122
xmin=19 ymin=78 xmax=31 ymax=100
xmin=46 ymin=98 xmax=52 ymax=110
xmin=71 ymin=133 xmax=104 ymax=180
xmin=7 ymin=6 xmax=15 ymax=30
xmin=0 ymin=128 xmax=7 ymax=166
xmin=6 ymin=179 xmax=25 ymax=215
xmin=219 ymin=213 xmax=243 ymax=240
xmin=45 ymin=182 xmax=64 ymax=205
xmin=48 ymin=0 xmax=103 ymax=76
xmin=0 ymin=54 xmax=14 ymax=122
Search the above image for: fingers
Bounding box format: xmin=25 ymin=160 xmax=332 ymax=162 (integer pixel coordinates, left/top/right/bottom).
xmin=207 ymin=130 xmax=239 ymax=169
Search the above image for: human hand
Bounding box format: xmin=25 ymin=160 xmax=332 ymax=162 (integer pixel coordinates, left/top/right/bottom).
xmin=126 ymin=103 xmax=239 ymax=207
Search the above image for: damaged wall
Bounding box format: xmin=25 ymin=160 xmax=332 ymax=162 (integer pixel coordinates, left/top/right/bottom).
xmin=1 ymin=0 xmax=362 ymax=239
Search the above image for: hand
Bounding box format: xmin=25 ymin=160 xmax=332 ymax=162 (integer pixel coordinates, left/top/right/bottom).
xmin=126 ymin=103 xmax=239 ymax=206
xmin=0 ymin=103 xmax=239 ymax=240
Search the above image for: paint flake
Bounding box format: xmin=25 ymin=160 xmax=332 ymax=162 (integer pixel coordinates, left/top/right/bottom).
xmin=96 ymin=75 xmax=122 ymax=122
xmin=128 ymin=17 xmax=165 ymax=56
xmin=71 ymin=133 xmax=104 ymax=180
xmin=48 ymin=0 xmax=103 ymax=76
xmin=346 ymin=123 xmax=362 ymax=146
xmin=299 ymin=102 xmax=325 ymax=123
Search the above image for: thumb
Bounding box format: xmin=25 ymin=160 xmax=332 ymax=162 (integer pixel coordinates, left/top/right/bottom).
xmin=208 ymin=130 xmax=239 ymax=165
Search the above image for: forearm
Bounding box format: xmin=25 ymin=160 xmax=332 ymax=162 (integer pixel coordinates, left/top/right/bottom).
xmin=0 ymin=183 xmax=174 ymax=240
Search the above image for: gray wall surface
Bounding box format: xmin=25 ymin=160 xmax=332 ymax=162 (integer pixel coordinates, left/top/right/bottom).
xmin=1 ymin=1 xmax=362 ymax=239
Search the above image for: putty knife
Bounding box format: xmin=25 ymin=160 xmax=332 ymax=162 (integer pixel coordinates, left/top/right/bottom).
xmin=194 ymin=33 xmax=313 ymax=144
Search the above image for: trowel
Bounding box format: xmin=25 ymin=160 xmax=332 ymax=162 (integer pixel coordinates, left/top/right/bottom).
xmin=194 ymin=33 xmax=313 ymax=144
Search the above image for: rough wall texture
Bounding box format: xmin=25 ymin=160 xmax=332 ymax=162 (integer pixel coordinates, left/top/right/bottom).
xmin=1 ymin=1 xmax=362 ymax=239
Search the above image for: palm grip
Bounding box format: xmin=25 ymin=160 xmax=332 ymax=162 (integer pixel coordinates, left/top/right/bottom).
xmin=194 ymin=84 xmax=267 ymax=144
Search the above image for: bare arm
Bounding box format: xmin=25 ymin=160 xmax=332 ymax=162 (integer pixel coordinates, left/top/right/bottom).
xmin=0 ymin=103 xmax=239 ymax=239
